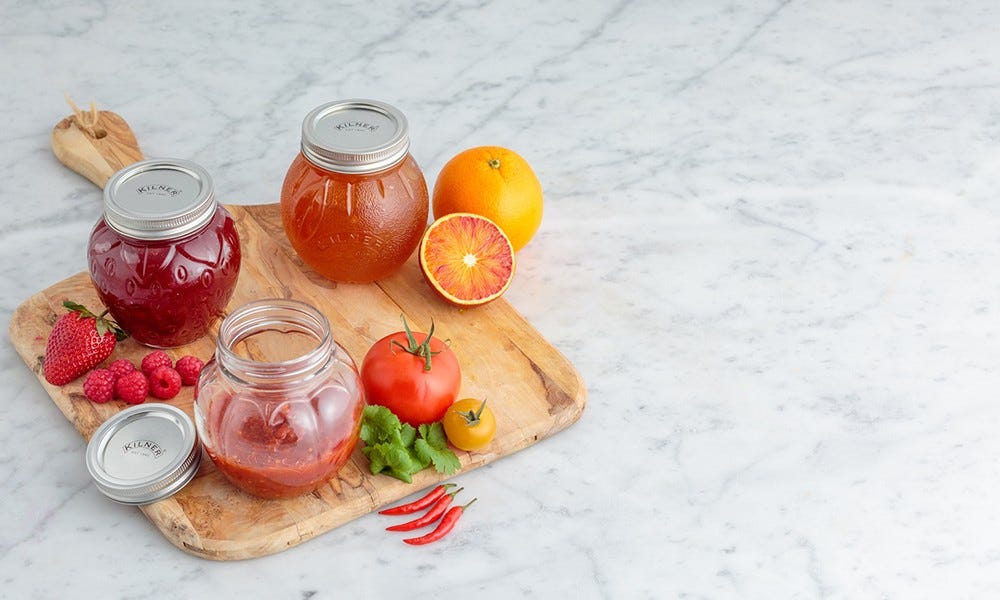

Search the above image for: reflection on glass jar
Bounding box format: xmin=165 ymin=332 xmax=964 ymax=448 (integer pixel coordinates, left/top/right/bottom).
xmin=88 ymin=159 xmax=241 ymax=347
xmin=193 ymin=299 xmax=364 ymax=499
xmin=280 ymin=99 xmax=428 ymax=283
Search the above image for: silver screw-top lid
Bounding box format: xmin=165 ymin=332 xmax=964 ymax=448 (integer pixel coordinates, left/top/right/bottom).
xmin=300 ymin=99 xmax=410 ymax=174
xmin=103 ymin=158 xmax=217 ymax=240
xmin=85 ymin=403 xmax=201 ymax=505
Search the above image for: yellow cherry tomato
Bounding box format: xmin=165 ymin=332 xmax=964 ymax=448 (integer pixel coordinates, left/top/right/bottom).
xmin=442 ymin=398 xmax=496 ymax=451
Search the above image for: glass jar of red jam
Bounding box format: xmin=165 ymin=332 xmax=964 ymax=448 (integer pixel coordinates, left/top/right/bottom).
xmin=193 ymin=299 xmax=364 ymax=499
xmin=88 ymin=159 xmax=241 ymax=347
xmin=280 ymin=99 xmax=429 ymax=283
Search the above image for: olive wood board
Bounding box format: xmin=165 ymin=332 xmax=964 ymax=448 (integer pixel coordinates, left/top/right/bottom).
xmin=8 ymin=203 xmax=586 ymax=561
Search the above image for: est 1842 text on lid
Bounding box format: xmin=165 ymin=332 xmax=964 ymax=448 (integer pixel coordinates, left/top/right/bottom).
xmin=85 ymin=403 xmax=201 ymax=505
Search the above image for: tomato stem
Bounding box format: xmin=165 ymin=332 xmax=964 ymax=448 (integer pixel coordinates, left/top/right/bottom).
xmin=459 ymin=398 xmax=488 ymax=426
xmin=391 ymin=314 xmax=441 ymax=371
xmin=401 ymin=314 xmax=418 ymax=349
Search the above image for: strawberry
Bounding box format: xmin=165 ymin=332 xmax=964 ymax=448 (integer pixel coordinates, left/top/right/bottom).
xmin=43 ymin=301 xmax=127 ymax=386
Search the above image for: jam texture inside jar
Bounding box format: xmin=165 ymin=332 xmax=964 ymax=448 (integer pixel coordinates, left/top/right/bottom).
xmin=280 ymin=99 xmax=429 ymax=283
xmin=193 ymin=299 xmax=364 ymax=499
xmin=88 ymin=159 xmax=241 ymax=348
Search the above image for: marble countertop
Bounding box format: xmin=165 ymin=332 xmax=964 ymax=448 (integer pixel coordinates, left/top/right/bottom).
xmin=3 ymin=1 xmax=1000 ymax=597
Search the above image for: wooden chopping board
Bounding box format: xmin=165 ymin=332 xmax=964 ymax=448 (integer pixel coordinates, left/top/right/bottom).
xmin=8 ymin=202 xmax=586 ymax=560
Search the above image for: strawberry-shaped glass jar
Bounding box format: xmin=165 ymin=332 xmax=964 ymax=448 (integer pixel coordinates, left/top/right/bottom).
xmin=280 ymin=99 xmax=429 ymax=283
xmin=193 ymin=299 xmax=364 ymax=499
xmin=88 ymin=159 xmax=241 ymax=347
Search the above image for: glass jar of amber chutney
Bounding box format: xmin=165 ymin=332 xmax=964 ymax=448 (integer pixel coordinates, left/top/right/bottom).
xmin=281 ymin=99 xmax=429 ymax=283
xmin=88 ymin=159 xmax=241 ymax=347
xmin=193 ymin=299 xmax=364 ymax=499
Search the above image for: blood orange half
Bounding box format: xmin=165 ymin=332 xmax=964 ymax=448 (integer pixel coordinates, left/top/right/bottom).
xmin=419 ymin=213 xmax=516 ymax=306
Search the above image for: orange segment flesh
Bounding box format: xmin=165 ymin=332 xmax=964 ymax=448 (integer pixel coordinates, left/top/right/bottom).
xmin=419 ymin=213 xmax=516 ymax=306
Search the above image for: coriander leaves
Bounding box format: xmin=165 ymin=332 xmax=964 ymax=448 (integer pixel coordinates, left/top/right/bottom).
xmin=360 ymin=405 xmax=460 ymax=483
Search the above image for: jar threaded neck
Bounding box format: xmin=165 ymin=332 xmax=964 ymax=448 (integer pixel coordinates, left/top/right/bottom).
xmin=215 ymin=299 xmax=334 ymax=385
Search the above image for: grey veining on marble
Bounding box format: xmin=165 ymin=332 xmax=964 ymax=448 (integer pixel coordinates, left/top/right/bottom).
xmin=3 ymin=1 xmax=1000 ymax=598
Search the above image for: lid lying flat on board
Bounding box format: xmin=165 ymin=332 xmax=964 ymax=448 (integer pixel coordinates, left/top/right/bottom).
xmin=103 ymin=158 xmax=217 ymax=240
xmin=85 ymin=403 xmax=201 ymax=505
xmin=300 ymin=99 xmax=410 ymax=174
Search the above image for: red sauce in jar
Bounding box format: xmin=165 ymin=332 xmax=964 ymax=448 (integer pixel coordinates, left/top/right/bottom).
xmin=88 ymin=159 xmax=241 ymax=347
xmin=192 ymin=299 xmax=365 ymax=500
xmin=203 ymin=386 xmax=363 ymax=498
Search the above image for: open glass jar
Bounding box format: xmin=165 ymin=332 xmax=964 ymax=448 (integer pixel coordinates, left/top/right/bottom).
xmin=193 ymin=299 xmax=364 ymax=499
xmin=280 ymin=99 xmax=429 ymax=283
xmin=88 ymin=158 xmax=241 ymax=347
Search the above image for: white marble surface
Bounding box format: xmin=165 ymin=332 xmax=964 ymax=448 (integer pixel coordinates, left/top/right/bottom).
xmin=3 ymin=0 xmax=1000 ymax=597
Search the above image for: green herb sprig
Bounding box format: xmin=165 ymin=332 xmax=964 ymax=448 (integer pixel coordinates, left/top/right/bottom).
xmin=360 ymin=405 xmax=461 ymax=483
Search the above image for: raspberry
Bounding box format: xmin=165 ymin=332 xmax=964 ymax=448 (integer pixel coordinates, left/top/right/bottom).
xmin=108 ymin=359 xmax=136 ymax=381
xmin=115 ymin=371 xmax=148 ymax=405
xmin=82 ymin=369 xmax=115 ymax=403
xmin=148 ymin=366 xmax=182 ymax=400
xmin=175 ymin=355 xmax=205 ymax=386
xmin=140 ymin=350 xmax=172 ymax=376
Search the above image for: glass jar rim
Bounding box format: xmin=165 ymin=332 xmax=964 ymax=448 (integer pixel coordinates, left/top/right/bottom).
xmin=216 ymin=299 xmax=335 ymax=385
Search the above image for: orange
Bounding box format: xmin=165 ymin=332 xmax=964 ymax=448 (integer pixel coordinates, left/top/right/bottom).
xmin=432 ymin=146 xmax=543 ymax=251
xmin=419 ymin=213 xmax=515 ymax=307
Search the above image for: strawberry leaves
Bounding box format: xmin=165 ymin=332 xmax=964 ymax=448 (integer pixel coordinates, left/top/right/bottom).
xmin=61 ymin=300 xmax=128 ymax=341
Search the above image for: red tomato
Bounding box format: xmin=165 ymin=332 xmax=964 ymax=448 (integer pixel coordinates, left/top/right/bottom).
xmin=360 ymin=318 xmax=461 ymax=427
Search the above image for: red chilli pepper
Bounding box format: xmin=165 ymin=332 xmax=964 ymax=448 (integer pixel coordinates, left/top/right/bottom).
xmin=403 ymin=498 xmax=477 ymax=545
xmin=379 ymin=483 xmax=456 ymax=516
xmin=386 ymin=487 xmax=463 ymax=532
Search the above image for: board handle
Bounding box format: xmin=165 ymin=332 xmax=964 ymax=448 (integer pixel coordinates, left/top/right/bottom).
xmin=51 ymin=97 xmax=145 ymax=189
